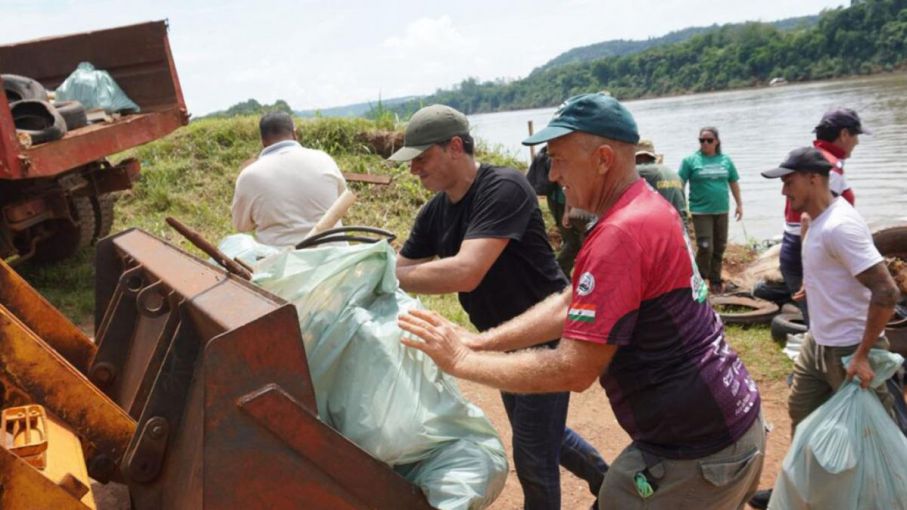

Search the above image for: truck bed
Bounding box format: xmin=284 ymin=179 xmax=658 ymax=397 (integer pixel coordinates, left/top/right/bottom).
xmin=0 ymin=21 xmax=188 ymax=180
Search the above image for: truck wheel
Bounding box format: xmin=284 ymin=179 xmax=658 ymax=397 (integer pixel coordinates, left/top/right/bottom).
xmin=92 ymin=194 xmax=117 ymax=241
xmin=2 ymin=74 xmax=47 ymax=102
xmin=52 ymin=100 xmax=89 ymax=131
xmin=32 ymin=196 xmax=96 ymax=262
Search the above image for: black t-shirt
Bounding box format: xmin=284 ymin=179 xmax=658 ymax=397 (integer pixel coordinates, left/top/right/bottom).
xmin=402 ymin=164 xmax=568 ymax=331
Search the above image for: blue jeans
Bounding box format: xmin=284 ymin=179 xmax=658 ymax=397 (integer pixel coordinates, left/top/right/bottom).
xmin=779 ymin=232 xmax=809 ymax=326
xmin=501 ymin=391 xmax=608 ymax=510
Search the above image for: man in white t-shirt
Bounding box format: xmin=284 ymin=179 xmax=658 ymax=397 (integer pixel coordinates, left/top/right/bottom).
xmin=231 ymin=112 xmax=347 ymax=247
xmin=762 ymin=146 xmax=898 ymax=428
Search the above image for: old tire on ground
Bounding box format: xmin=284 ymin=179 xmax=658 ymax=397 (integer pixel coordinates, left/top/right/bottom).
xmin=91 ymin=194 xmax=116 ymax=241
xmin=9 ymin=99 xmax=67 ymax=144
xmin=32 ymin=196 xmax=96 ymax=263
xmin=873 ymin=226 xmax=907 ymax=259
xmin=771 ymin=312 xmax=808 ymax=343
xmin=710 ymin=295 xmax=779 ymax=326
xmin=53 ymin=100 xmax=89 ymax=131
xmin=2 ymin=74 xmax=47 ymax=102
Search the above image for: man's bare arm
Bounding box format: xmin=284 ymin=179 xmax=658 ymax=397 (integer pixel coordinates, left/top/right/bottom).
xmin=471 ymin=288 xmax=571 ymax=351
xmin=399 ymin=309 xmax=615 ymax=393
xmin=730 ymin=181 xmax=743 ymax=221
xmin=396 ymin=238 xmax=508 ymax=294
xmin=850 ymin=261 xmax=900 ymax=387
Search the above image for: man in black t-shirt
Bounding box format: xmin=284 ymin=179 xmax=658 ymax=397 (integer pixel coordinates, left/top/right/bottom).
xmin=390 ymin=104 xmax=608 ymax=509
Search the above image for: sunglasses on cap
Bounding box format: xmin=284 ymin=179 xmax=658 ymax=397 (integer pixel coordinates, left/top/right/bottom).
xmin=699 ymin=137 xmax=716 ymax=144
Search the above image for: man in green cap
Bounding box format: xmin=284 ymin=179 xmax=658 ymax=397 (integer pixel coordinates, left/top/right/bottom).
xmin=390 ymin=104 xmax=608 ymax=509
xmin=398 ymin=93 xmax=765 ymax=509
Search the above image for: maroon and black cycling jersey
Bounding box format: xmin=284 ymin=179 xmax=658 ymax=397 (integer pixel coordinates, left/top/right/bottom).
xmin=564 ymin=179 xmax=760 ymax=459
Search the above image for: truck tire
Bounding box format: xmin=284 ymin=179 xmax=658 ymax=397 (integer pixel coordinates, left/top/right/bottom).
xmin=710 ymin=295 xmax=779 ymax=326
xmin=9 ymin=99 xmax=67 ymax=144
xmin=52 ymin=100 xmax=89 ymax=131
xmin=32 ymin=196 xmax=96 ymax=263
xmin=771 ymin=312 xmax=808 ymax=343
xmin=2 ymin=74 xmax=47 ymax=102
xmin=91 ymin=194 xmax=116 ymax=241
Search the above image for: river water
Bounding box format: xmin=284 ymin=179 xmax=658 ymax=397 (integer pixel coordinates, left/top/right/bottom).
xmin=468 ymin=72 xmax=907 ymax=242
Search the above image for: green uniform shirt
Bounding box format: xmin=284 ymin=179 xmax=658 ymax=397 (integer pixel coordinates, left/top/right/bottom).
xmin=638 ymin=163 xmax=689 ymax=225
xmin=678 ymin=152 xmax=739 ymax=214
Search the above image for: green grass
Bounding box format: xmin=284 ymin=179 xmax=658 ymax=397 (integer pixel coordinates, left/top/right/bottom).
xmin=10 ymin=115 xmax=789 ymax=383
xmin=15 ymin=247 xmax=96 ymax=326
xmin=725 ymin=324 xmax=794 ymax=383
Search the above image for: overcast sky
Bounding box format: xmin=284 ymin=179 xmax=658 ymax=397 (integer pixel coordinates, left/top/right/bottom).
xmin=3 ymin=0 xmax=848 ymax=116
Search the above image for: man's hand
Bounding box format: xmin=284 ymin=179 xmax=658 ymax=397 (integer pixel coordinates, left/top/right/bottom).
xmin=735 ymin=204 xmax=743 ymax=222
xmin=846 ymin=351 xmax=875 ymax=389
xmin=425 ymin=318 xmax=487 ymax=350
xmin=399 ymin=309 xmax=473 ymax=375
xmin=793 ymin=285 xmax=806 ymax=302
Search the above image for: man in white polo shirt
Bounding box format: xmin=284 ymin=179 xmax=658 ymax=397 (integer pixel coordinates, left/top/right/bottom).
xmin=763 ymin=146 xmax=898 ymax=425
xmin=231 ymin=111 xmax=347 ymax=247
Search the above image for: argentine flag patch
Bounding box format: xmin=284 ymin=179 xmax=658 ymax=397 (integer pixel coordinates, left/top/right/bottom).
xmin=568 ymin=304 xmax=596 ymax=323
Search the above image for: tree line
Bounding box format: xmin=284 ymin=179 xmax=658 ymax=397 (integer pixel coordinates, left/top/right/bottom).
xmin=378 ymin=0 xmax=907 ymax=117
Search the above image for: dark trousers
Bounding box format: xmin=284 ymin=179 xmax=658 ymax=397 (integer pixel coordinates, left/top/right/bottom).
xmin=546 ymin=195 xmax=586 ymax=278
xmin=779 ymin=232 xmax=810 ymax=326
xmin=692 ymin=213 xmax=729 ymax=285
xmin=501 ymin=391 xmax=608 ymax=510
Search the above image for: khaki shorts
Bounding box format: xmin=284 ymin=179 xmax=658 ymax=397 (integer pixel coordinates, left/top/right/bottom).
xmin=789 ymin=332 xmax=893 ymax=432
xmin=598 ymin=415 xmax=765 ymax=510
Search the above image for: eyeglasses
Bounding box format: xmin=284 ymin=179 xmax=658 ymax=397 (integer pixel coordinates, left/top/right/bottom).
xmin=699 ymin=138 xmax=716 ymax=144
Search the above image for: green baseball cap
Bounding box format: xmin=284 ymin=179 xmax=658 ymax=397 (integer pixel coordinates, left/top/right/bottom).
xmin=388 ymin=104 xmax=470 ymax=161
xmin=523 ymin=93 xmax=639 ymax=146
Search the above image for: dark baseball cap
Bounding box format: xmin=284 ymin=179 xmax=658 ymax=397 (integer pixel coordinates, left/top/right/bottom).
xmin=814 ymin=107 xmax=871 ymax=135
xmin=388 ymin=104 xmax=470 ymax=162
xmin=522 ymin=93 xmax=640 ymax=146
xmin=762 ymin=147 xmax=833 ymax=178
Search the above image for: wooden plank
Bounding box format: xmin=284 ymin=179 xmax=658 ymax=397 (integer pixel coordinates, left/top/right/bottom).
xmin=342 ymin=172 xmax=392 ymax=185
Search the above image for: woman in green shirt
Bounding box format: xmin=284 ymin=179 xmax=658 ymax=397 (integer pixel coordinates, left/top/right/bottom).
xmin=678 ymin=127 xmax=743 ymax=293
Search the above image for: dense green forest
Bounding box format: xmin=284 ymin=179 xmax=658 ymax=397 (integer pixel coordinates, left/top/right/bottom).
xmin=532 ymin=15 xmax=817 ymax=74
xmin=381 ymin=0 xmax=907 ymax=116
xmin=199 ymin=98 xmax=294 ymax=119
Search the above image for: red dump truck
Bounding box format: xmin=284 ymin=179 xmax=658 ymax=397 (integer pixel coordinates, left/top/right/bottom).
xmin=0 ymin=21 xmax=188 ymax=262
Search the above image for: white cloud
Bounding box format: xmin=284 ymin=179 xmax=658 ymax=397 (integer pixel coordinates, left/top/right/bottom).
xmin=383 ymin=16 xmax=474 ymax=53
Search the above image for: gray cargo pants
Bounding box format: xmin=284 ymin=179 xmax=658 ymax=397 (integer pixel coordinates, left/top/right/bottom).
xmin=598 ymin=414 xmax=765 ymax=509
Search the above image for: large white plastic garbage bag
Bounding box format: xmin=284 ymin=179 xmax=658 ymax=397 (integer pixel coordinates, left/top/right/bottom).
xmin=228 ymin=240 xmax=507 ymax=510
xmin=55 ymin=62 xmax=140 ymax=113
xmin=770 ymin=350 xmax=907 ymax=510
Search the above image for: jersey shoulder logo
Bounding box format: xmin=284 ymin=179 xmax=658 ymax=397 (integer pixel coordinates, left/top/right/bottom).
xmin=577 ymin=272 xmax=595 ymax=296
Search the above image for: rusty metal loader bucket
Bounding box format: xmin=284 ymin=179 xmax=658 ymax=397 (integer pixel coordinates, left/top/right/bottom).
xmin=0 ymin=250 xmax=134 ymax=509
xmin=87 ymin=228 xmax=432 ymax=509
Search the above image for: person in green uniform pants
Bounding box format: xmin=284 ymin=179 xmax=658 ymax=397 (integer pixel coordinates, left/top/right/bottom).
xmin=528 ymin=146 xmax=590 ymax=276
xmin=679 ymin=127 xmax=743 ymax=293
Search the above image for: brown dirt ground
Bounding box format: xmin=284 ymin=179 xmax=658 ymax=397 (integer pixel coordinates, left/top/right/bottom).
xmin=457 ymin=379 xmax=792 ymax=510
